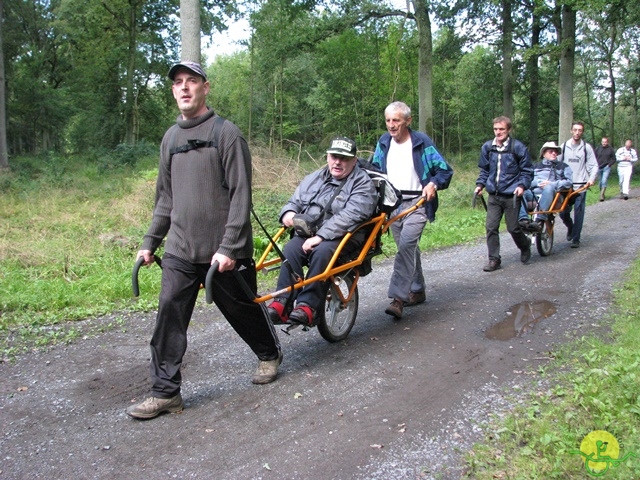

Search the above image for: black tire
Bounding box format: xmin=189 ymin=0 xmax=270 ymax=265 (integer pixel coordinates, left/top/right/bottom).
xmin=536 ymin=218 xmax=554 ymax=256
xmin=316 ymin=273 xmax=358 ymax=343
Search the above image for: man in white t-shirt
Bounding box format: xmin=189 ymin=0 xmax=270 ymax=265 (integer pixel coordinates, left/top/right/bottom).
xmin=370 ymin=102 xmax=453 ymax=319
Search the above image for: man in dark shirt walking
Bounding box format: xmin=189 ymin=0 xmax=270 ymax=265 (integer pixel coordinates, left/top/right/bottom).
xmin=595 ymin=136 xmax=616 ymax=201
xmin=126 ymin=62 xmax=281 ymax=420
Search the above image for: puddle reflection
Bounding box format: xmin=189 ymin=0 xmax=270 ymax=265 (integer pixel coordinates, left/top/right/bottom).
xmin=485 ymin=300 xmax=556 ymax=340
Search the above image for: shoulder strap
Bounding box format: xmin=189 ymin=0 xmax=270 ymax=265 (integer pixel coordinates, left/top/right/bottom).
xmin=584 ymin=142 xmax=588 ymax=162
xmin=169 ymin=115 xmax=226 ymax=158
xmin=319 ymin=177 xmax=348 ymax=221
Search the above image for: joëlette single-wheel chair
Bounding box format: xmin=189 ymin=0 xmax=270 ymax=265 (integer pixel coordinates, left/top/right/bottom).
xmin=473 ymin=183 xmax=589 ymax=257
xmin=133 ymin=181 xmax=425 ymax=343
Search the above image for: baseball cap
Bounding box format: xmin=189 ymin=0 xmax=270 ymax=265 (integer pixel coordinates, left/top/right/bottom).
xmin=326 ymin=136 xmax=357 ymax=157
xmin=168 ymin=61 xmax=207 ymax=81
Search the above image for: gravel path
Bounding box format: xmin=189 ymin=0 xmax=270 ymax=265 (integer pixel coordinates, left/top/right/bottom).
xmin=1 ymin=190 xmax=639 ymax=479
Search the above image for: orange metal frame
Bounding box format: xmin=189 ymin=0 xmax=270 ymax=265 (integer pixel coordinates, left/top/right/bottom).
xmin=253 ymin=198 xmax=426 ymax=304
xmin=526 ymin=183 xmax=590 ymax=218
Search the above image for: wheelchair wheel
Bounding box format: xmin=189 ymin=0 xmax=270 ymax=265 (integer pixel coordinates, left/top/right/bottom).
xmin=317 ymin=273 xmax=358 ymax=343
xmin=536 ymin=218 xmax=554 ymax=256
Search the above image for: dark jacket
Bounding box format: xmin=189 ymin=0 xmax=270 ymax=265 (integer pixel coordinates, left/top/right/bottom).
xmin=279 ymin=163 xmax=377 ymax=241
xmin=370 ymin=129 xmax=453 ymax=221
xmin=595 ymin=144 xmax=616 ymax=169
xmin=476 ymin=137 xmax=533 ymax=195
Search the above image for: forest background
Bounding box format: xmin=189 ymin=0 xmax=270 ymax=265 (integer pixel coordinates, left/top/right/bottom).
xmin=1 ymin=0 xmax=640 ymax=169
xmin=2 ymin=2 xmax=640 ymax=477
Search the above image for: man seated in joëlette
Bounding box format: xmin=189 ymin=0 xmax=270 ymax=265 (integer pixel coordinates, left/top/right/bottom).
xmin=267 ymin=136 xmax=377 ymax=326
xmin=518 ymin=141 xmax=573 ymax=232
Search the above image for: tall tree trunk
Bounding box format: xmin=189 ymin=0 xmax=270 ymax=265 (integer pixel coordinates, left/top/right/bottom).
xmin=632 ymin=83 xmax=638 ymax=147
xmin=501 ymin=0 xmax=514 ymax=120
xmin=412 ymin=0 xmax=433 ymax=136
xmin=180 ymin=0 xmax=201 ymax=62
xmin=634 ymin=88 xmax=638 ymax=146
xmin=528 ymin=6 xmax=541 ymax=155
xmin=248 ymin=32 xmax=254 ymax=142
xmin=0 ymin=0 xmax=8 ymax=169
xmin=581 ymin=57 xmax=596 ymax=141
xmin=124 ymin=1 xmax=137 ymax=145
xmin=278 ymin=61 xmax=283 ymax=146
xmin=607 ymin=24 xmax=617 ymax=142
xmin=558 ymin=4 xmax=575 ymax=143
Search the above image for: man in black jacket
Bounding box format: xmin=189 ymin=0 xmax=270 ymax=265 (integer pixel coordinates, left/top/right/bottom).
xmin=595 ymin=136 xmax=616 ymax=201
xmin=475 ymin=116 xmax=534 ymax=272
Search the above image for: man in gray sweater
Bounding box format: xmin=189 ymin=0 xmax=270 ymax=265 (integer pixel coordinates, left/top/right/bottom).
xmin=126 ymin=62 xmax=282 ymax=420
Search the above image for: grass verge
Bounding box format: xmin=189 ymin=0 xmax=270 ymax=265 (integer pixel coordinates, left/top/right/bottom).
xmin=462 ymin=257 xmax=640 ymax=479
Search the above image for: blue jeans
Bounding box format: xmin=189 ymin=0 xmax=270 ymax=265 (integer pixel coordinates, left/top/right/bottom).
xmin=519 ymin=186 xmax=558 ymax=221
xmin=560 ymin=190 xmax=587 ymax=242
xmin=598 ymin=166 xmax=611 ymax=189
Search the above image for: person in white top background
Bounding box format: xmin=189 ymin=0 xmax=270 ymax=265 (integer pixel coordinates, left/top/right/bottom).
xmin=615 ymin=139 xmax=638 ymax=200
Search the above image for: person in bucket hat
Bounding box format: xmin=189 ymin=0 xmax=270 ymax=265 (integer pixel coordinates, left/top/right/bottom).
xmin=518 ymin=141 xmax=573 ymax=232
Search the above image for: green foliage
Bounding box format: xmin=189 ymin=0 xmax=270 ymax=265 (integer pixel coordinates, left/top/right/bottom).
xmin=6 ymin=0 xmax=640 ymax=163
xmin=97 ymin=141 xmax=159 ymax=170
xmin=208 ymin=52 xmax=253 ymax=133
xmin=0 ymin=153 xmax=160 ymax=355
xmin=447 ymin=46 xmax=502 ymax=148
xmin=0 ymin=148 xmax=482 ymax=356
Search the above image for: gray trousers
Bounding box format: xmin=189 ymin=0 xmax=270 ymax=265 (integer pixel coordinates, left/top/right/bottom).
xmin=486 ymin=194 xmax=530 ymax=260
xmin=388 ymin=199 xmax=428 ymax=302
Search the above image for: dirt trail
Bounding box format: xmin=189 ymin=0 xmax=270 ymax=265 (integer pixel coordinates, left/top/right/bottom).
xmin=1 ymin=191 xmax=639 ymax=480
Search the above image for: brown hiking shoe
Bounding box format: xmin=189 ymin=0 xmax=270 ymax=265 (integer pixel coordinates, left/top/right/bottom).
xmin=385 ymin=299 xmax=404 ymax=319
xmin=405 ymin=291 xmax=426 ymax=306
xmin=126 ymin=394 xmax=183 ymax=419
xmin=252 ymin=351 xmax=283 ymax=385
xmin=483 ymin=258 xmax=501 ymax=272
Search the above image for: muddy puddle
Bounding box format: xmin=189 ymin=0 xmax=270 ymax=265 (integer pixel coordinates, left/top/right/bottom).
xmin=485 ymin=300 xmax=556 ymax=340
